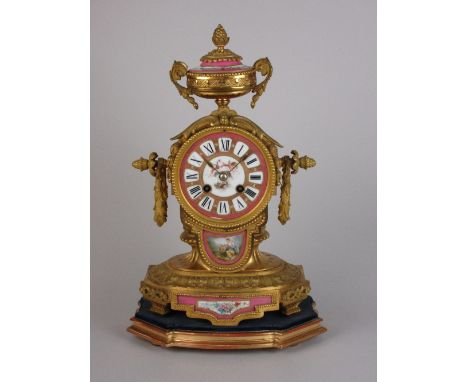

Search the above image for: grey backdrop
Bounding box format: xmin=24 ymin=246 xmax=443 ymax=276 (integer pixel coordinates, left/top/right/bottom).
xmin=91 ymin=0 xmax=376 ymax=381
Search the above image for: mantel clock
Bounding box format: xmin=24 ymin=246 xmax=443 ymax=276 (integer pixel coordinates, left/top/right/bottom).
xmin=127 ymin=25 xmax=327 ymax=349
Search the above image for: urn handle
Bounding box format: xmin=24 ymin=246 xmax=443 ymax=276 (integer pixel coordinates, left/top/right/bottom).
xmin=169 ymin=61 xmax=199 ymax=109
xmin=250 ymin=57 xmax=273 ymax=108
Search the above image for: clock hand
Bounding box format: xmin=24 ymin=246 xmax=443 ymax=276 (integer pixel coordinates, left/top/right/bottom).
xmin=229 ymin=151 xmax=250 ymax=174
xmin=201 ymin=155 xmax=222 ymax=176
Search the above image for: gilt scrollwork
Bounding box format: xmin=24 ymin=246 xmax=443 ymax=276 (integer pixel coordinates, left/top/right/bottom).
xmin=169 ymin=61 xmax=199 ymax=109
xmin=146 ymin=258 xmax=306 ymax=289
xmin=139 ymin=284 xmax=171 ymax=315
xmin=281 ymin=284 xmax=311 ymax=315
xmin=250 ymin=57 xmax=273 ymax=108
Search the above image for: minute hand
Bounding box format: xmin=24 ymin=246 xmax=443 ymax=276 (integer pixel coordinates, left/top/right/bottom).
xmin=229 ymin=152 xmax=250 ymax=173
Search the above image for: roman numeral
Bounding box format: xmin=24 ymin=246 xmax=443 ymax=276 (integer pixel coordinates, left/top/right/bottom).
xmin=249 ymin=171 xmax=263 ymax=184
xmin=203 ymin=143 xmax=214 ymax=154
xmin=233 ymin=196 xmax=247 ymax=211
xmin=199 ymin=196 xmax=213 ymax=211
xmin=188 ymin=151 xmax=203 ymax=167
xmin=244 ymin=187 xmax=258 ymax=200
xmin=184 ymin=169 xmax=199 ymax=182
xmin=217 ymin=201 xmax=230 ymax=215
xmin=233 ymin=141 xmax=249 ymax=157
xmin=188 ymin=185 xmax=202 ymax=199
xmin=245 ymin=154 xmax=259 ymax=168
xmin=200 ymin=140 xmax=216 ymax=156
xmin=219 ymin=138 xmax=231 ymax=152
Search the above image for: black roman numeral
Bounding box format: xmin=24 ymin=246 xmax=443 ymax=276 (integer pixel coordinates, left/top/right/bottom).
xmin=236 ymin=198 xmax=245 ymax=208
xmin=249 ymin=174 xmax=262 ymax=180
xmin=185 ymin=173 xmax=198 ymax=180
xmin=220 ymin=139 xmax=230 ymax=151
xmin=190 ymin=158 xmax=202 ymax=164
xmin=219 ymin=201 xmax=228 ymax=213
xmin=236 ymin=144 xmax=245 ymax=155
xmin=201 ymin=196 xmax=212 ymax=209
xmin=246 ymin=157 xmax=258 ymax=166
xmin=245 ymin=188 xmax=257 ymax=198
xmin=189 ymin=186 xmax=202 ymax=198
xmin=203 ymin=143 xmax=214 ymax=154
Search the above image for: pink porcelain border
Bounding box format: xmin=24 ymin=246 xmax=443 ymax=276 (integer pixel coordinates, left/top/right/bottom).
xmin=177 ymin=295 xmax=273 ymax=320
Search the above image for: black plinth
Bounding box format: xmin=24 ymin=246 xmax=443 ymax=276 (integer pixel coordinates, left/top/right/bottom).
xmin=135 ymin=296 xmax=319 ymax=332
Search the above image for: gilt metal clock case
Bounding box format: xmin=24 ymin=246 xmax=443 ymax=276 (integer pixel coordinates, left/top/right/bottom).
xmin=127 ymin=25 xmax=326 ymax=349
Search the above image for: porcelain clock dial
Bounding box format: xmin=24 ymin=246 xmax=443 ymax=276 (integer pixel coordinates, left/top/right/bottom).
xmin=175 ymin=130 xmax=274 ymax=223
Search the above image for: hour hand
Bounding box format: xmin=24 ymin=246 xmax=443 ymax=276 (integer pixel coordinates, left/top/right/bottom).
xmin=202 ymin=155 xmax=221 ymax=175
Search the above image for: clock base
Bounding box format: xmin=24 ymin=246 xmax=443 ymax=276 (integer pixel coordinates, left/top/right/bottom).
xmin=127 ymin=296 xmax=326 ymax=350
xmin=138 ymin=252 xmax=314 ymax=325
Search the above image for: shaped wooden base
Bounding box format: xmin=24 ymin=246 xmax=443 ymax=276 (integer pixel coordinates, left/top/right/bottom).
xmin=128 ymin=317 xmax=326 ymax=350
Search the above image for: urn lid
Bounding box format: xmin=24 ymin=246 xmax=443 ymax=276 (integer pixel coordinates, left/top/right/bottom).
xmin=188 ymin=24 xmax=252 ymax=74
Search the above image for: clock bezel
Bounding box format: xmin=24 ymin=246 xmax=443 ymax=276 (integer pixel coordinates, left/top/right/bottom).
xmin=171 ymin=125 xmax=276 ymax=229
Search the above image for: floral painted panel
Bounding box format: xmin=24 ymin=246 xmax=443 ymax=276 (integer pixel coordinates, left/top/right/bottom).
xmin=197 ymin=300 xmax=250 ymax=315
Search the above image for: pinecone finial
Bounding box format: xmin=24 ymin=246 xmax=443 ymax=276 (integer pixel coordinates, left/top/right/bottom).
xmin=212 ymin=24 xmax=229 ymax=50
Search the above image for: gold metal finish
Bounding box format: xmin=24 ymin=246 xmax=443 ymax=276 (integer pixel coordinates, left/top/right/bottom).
xmin=167 ymin=107 xmax=282 ymax=189
xmin=177 ymin=208 xmax=268 ymax=272
xmin=291 ymin=149 xmax=316 ymax=174
xmin=170 ymin=61 xmax=199 ymax=109
xmin=250 ymin=58 xmax=273 ymax=108
xmin=278 ymin=150 xmax=317 ymax=225
xmin=132 ymin=157 xmax=150 ymax=172
xmin=154 ymin=157 xmax=168 ymax=226
xmin=138 ymin=250 xmax=311 ymax=325
xmin=132 ymin=152 xmax=157 ymax=176
xmin=170 ymin=124 xmax=277 ymax=229
xmin=132 ymin=152 xmax=168 ymax=226
xmin=281 ymin=285 xmax=312 ymax=315
xmin=278 ymin=155 xmax=292 ymax=225
xmin=139 ymin=285 xmax=171 ymax=315
xmin=128 ymin=317 xmax=327 ymax=350
xmin=132 ymin=107 xmax=319 ymax=321
xmin=170 ymin=25 xmax=273 ymax=108
xmin=129 ymin=25 xmax=324 ymax=346
xmin=212 ymin=24 xmax=229 ymax=47
xmin=200 ymin=24 xmax=243 ymax=64
xmin=186 ymin=69 xmax=257 ymax=99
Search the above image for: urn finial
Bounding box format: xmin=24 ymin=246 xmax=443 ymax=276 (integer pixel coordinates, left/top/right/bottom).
xmin=200 ymin=24 xmax=242 ymax=63
xmin=212 ymin=24 xmax=229 ymax=51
